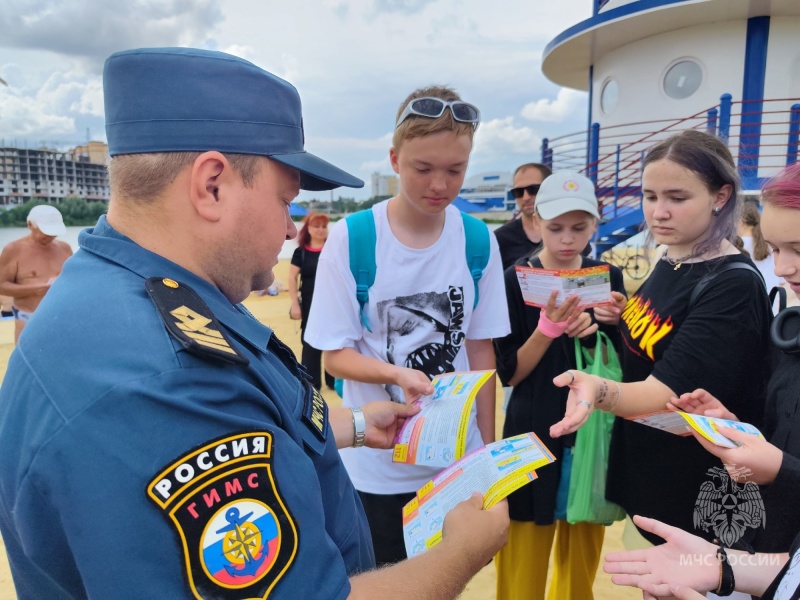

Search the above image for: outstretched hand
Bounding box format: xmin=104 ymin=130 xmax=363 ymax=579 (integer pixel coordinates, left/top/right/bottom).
xmin=549 ymin=369 xmax=596 ymax=438
xmin=667 ymin=388 xmax=738 ymax=421
xmin=639 ymin=583 xmax=707 ymax=600
xmin=361 ymin=400 xmax=422 ymax=449
xmin=604 ymin=515 xmax=719 ymax=597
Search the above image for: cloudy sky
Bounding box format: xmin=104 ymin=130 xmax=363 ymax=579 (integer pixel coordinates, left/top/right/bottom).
xmin=0 ymin=0 xmax=593 ymax=200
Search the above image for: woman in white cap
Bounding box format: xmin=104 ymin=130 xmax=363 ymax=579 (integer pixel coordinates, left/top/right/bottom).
xmin=493 ymin=170 xmax=626 ymax=600
xmin=550 ymin=130 xmax=772 ymax=562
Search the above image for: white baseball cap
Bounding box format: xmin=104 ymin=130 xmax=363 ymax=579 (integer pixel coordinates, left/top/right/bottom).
xmin=28 ymin=205 xmax=66 ymax=236
xmin=535 ymin=171 xmax=600 ymax=220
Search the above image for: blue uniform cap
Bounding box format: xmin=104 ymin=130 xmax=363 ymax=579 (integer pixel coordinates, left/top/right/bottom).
xmin=103 ymin=47 xmax=363 ymax=191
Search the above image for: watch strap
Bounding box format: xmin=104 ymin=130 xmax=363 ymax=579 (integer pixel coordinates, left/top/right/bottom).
xmin=352 ymin=407 xmax=366 ymax=448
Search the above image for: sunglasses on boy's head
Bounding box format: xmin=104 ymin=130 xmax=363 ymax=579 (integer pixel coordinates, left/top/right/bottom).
xmin=395 ymin=97 xmax=481 ymax=129
xmin=510 ymin=184 xmax=541 ymax=199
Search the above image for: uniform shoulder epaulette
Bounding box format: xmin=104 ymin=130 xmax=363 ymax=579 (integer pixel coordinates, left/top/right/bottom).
xmin=145 ymin=277 xmax=249 ymax=366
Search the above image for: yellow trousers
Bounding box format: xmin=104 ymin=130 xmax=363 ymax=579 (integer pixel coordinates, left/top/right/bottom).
xmin=495 ymin=519 xmax=605 ymax=600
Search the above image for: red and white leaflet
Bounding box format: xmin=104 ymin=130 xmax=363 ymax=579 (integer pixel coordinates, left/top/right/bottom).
xmin=514 ymin=264 xmax=613 ymax=309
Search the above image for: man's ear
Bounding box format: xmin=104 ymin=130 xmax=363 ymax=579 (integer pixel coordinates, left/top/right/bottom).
xmin=189 ymin=151 xmax=228 ymax=222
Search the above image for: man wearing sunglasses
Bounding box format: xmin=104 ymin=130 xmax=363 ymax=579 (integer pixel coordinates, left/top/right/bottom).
xmin=307 ymin=86 xmax=511 ymax=567
xmin=495 ymin=163 xmax=552 ymax=270
xmin=495 ymin=163 xmax=594 ymax=271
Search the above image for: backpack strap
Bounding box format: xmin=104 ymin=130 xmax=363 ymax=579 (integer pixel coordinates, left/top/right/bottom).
xmin=345 ymin=209 xmax=489 ymax=331
xmin=460 ymin=212 xmax=490 ymax=309
xmin=688 ymin=261 xmax=765 ymax=309
xmin=345 ymin=210 xmax=377 ymax=333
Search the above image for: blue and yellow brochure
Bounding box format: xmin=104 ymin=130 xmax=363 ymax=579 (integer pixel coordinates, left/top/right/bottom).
xmin=402 ymin=433 xmax=555 ymax=558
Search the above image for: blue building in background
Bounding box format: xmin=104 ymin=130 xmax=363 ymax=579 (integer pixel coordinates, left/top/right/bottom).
xmin=457 ymin=171 xmax=514 ymax=212
xmin=540 ymin=0 xmax=800 ymax=251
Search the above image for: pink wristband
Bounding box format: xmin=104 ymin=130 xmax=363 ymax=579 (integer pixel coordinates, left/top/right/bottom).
xmin=538 ymin=311 xmax=569 ymax=338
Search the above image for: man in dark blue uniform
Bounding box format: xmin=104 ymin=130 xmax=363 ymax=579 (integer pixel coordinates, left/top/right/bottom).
xmin=0 ymin=48 xmax=508 ymax=600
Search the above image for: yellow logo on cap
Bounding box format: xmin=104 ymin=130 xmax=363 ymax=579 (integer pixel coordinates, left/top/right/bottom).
xmin=563 ymin=180 xmax=579 ymax=192
xmin=163 ymin=278 xmax=179 ymax=289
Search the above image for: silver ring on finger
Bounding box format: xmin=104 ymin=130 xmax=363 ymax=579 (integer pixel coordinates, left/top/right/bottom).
xmin=565 ymin=370 xmax=575 ymax=385
xmin=577 ymin=400 xmax=592 ymax=410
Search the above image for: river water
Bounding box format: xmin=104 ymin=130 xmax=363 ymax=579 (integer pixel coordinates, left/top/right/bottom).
xmin=0 ymin=221 xmax=504 ymax=260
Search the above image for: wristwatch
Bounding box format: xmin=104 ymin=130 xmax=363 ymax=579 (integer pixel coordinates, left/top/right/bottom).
xmin=351 ymin=407 xmax=366 ymax=448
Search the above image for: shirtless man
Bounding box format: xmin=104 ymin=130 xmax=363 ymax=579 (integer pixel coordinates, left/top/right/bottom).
xmin=0 ymin=205 xmax=72 ymax=342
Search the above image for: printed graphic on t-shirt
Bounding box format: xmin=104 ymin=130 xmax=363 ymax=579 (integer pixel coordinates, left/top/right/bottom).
xmin=379 ymin=286 xmax=466 ymax=402
xmin=621 ymin=294 xmax=674 ymax=361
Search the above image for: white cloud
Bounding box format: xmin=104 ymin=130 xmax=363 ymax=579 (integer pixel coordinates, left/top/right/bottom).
xmin=0 ymin=0 xmax=223 ymax=67
xmin=219 ymin=44 xmax=256 ymax=61
xmin=0 ymin=93 xmax=75 ymax=139
xmin=521 ymin=88 xmax=586 ymax=123
xmin=70 ymin=78 xmax=103 ymax=117
xmin=360 ymin=157 xmax=392 ymax=173
xmin=472 ymin=116 xmax=543 ymax=162
xmin=372 ymin=0 xmax=436 ymax=16
xmin=0 ymin=0 xmax=596 ymax=196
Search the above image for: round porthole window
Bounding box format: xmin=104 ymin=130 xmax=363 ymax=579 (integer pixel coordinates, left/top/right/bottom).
xmin=663 ymin=60 xmax=703 ymax=99
xmin=600 ymin=79 xmax=619 ymax=115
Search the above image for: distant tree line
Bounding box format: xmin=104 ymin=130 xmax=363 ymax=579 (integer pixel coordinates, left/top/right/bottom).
xmin=296 ymin=195 xmax=392 ymax=216
xmin=0 ymin=198 xmax=108 ymax=227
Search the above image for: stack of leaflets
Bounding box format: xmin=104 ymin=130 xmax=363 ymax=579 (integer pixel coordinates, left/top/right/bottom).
xmin=393 ymin=370 xmax=494 ymax=468
xmin=628 ymin=410 xmax=763 ymax=448
xmin=402 ymin=433 xmax=555 ymax=558
xmin=514 ymin=264 xmax=613 ymax=309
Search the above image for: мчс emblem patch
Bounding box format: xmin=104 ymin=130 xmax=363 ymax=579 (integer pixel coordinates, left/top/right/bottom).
xmin=147 ymin=432 xmax=297 ymax=599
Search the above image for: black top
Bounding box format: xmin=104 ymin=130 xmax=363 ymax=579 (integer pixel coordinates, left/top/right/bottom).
xmin=607 ymin=255 xmax=772 ymax=545
xmin=494 ymin=218 xmax=543 ymax=271
xmin=494 ymin=218 xmax=593 ymax=271
xmin=494 ymin=256 xmax=626 ymax=524
xmin=753 ymin=342 xmax=800 ymax=553
xmin=291 ymin=246 xmax=322 ymax=330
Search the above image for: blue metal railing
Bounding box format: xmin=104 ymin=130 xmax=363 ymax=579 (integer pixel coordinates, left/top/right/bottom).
xmin=788 ymin=104 xmax=800 ymax=166
xmin=542 ymin=93 xmax=800 ymax=251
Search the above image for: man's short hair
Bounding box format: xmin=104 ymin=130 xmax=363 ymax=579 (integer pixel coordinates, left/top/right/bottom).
xmin=107 ymin=152 xmax=263 ymax=203
xmin=392 ymin=85 xmax=476 ymax=151
xmin=513 ymin=162 xmax=552 ymax=179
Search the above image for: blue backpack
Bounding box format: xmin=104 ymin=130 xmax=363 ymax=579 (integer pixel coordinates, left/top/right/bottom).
xmin=345 ymin=208 xmax=491 ymax=333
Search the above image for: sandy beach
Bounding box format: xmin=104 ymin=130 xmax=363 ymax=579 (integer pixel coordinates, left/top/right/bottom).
xmin=0 ymin=258 xmax=639 ymax=599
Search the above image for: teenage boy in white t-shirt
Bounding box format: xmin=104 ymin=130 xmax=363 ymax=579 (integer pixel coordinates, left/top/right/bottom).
xmin=305 ymin=86 xmax=510 ymax=566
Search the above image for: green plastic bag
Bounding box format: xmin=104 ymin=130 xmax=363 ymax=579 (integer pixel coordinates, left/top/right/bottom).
xmin=566 ymin=331 xmax=626 ymax=525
